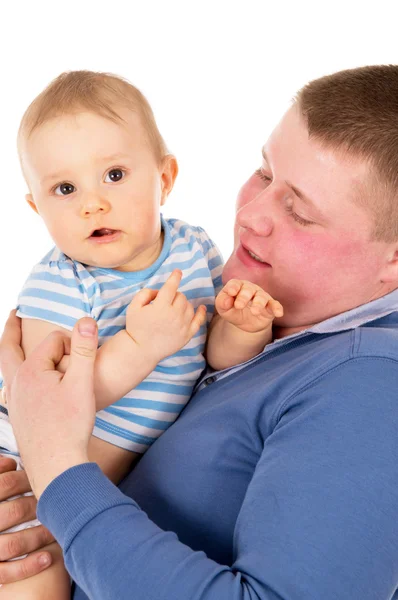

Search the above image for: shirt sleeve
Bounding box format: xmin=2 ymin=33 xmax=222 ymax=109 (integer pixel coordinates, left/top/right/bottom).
xmin=37 ymin=356 xmax=398 ymax=599
xmin=16 ymin=255 xmax=93 ymax=330
xmin=195 ymin=227 xmax=224 ymax=296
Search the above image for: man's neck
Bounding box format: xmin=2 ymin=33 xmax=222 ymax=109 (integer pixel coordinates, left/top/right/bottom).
xmin=273 ymin=324 xmax=313 ymax=340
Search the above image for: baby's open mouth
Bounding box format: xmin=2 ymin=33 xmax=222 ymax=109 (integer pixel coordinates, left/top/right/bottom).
xmin=90 ymin=228 xmax=117 ymax=237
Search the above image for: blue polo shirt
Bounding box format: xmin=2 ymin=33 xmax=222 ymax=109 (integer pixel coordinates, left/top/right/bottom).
xmin=39 ymin=289 xmax=398 ymax=600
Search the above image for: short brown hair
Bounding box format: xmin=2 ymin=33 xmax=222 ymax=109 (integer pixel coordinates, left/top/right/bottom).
xmin=295 ymin=65 xmax=398 ymax=242
xmin=18 ymin=70 xmax=168 ymax=164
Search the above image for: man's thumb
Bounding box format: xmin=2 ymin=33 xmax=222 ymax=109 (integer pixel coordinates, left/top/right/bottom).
xmin=67 ymin=318 xmax=98 ymax=377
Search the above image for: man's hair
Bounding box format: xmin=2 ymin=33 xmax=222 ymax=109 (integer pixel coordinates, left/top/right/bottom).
xmin=18 ymin=70 xmax=168 ymax=164
xmin=295 ymin=65 xmax=398 ymax=242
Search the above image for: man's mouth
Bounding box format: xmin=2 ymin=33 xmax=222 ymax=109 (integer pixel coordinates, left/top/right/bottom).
xmin=237 ymin=242 xmax=271 ymax=268
xmin=247 ymin=249 xmax=268 ymax=264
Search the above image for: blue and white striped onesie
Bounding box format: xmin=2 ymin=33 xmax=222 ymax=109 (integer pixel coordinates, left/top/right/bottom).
xmin=0 ymin=217 xmax=223 ymax=459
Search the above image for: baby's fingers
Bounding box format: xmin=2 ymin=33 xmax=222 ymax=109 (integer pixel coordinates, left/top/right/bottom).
xmin=251 ymin=294 xmax=283 ymax=318
xmin=215 ymin=289 xmax=235 ymax=312
xmin=189 ymin=305 xmax=207 ymax=337
xmin=156 ymin=270 xmax=183 ymax=305
xmin=233 ymin=282 xmax=259 ymax=309
xmin=267 ymin=299 xmax=284 ymax=318
xmin=222 ymin=279 xmax=243 ymax=298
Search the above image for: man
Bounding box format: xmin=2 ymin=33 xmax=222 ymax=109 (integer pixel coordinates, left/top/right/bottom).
xmin=0 ymin=65 xmax=398 ymax=598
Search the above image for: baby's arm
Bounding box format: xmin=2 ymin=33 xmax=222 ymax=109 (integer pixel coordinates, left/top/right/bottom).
xmin=206 ymin=279 xmax=283 ymax=371
xmin=24 ymin=270 xmax=206 ymax=412
xmin=18 ymin=269 xmax=206 ymax=480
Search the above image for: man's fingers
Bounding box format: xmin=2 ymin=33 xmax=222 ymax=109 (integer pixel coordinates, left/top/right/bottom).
xmin=0 ymin=496 xmax=37 ymax=531
xmin=65 ymin=317 xmax=98 ymax=390
xmin=0 ymin=311 xmax=22 ymax=349
xmin=0 ymin=457 xmax=17 ymax=476
xmin=156 ymin=270 xmax=182 ymax=304
xmin=0 ymin=525 xmax=54 ymax=562
xmin=0 ymin=546 xmax=53 ymax=585
xmin=0 ymin=466 xmax=33 ymax=501
xmin=23 ymin=331 xmax=69 ymax=375
xmin=0 ymin=311 xmax=25 ymax=388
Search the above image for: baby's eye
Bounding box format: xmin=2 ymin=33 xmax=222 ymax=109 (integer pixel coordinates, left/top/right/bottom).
xmin=54 ymin=183 xmax=75 ymax=196
xmin=105 ymin=169 xmax=124 ymax=183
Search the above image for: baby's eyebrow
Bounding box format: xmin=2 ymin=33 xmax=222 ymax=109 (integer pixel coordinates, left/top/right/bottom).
xmin=41 ymin=171 xmax=66 ymax=185
xmin=98 ymin=153 xmax=131 ymax=163
xmin=40 ymin=154 xmax=131 ymax=185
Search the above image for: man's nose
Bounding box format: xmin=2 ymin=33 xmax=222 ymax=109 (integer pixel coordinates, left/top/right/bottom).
xmin=79 ymin=193 xmax=111 ymax=217
xmin=237 ymin=192 xmax=274 ymax=236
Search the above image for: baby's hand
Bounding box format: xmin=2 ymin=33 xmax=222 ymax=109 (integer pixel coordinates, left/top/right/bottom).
xmin=126 ymin=269 xmax=207 ymax=362
xmin=215 ymin=279 xmax=283 ymax=333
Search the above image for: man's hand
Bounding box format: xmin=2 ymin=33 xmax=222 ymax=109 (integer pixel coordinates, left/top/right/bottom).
xmin=126 ymin=269 xmax=207 ymax=362
xmin=0 ymin=456 xmax=54 ymax=583
xmin=215 ymin=279 xmax=283 ymax=333
xmin=0 ymin=310 xmax=98 ymax=499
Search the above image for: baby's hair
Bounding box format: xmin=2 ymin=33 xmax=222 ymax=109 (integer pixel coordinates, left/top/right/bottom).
xmin=18 ymin=70 xmax=168 ymax=164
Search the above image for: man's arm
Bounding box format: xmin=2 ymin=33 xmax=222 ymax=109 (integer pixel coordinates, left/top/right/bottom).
xmin=6 ymin=311 xmax=398 ymax=598
xmin=39 ymin=357 xmax=398 ymax=600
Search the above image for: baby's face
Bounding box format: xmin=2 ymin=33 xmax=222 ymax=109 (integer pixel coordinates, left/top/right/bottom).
xmin=21 ymin=110 xmax=175 ymax=271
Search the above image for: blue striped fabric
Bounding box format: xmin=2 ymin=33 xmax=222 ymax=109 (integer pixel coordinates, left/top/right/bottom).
xmin=14 ymin=217 xmax=223 ymax=453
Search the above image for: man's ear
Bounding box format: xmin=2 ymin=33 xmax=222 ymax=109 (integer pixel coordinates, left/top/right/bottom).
xmin=380 ymin=246 xmax=398 ymax=283
xmin=26 ymin=193 xmax=39 ymax=214
xmin=160 ymin=155 xmax=178 ymax=206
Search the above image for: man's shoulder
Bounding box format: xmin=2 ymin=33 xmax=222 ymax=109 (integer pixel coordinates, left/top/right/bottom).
xmin=354 ymin=312 xmax=398 ymax=360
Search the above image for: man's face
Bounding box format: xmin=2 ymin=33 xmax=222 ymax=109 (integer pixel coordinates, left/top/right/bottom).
xmin=223 ymin=106 xmax=394 ymax=330
xmin=22 ymin=110 xmax=175 ymax=271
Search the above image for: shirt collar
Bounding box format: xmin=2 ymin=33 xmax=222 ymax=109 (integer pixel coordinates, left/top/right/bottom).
xmin=196 ymin=288 xmax=398 ymax=389
xmin=309 ymin=288 xmax=398 ymax=334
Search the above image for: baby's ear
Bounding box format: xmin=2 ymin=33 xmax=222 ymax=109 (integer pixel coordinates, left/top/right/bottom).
xmin=160 ymin=155 xmax=178 ymax=206
xmin=25 ymin=193 xmax=39 ymax=214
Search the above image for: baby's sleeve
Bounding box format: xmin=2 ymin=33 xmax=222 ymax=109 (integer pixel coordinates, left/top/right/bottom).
xmin=16 ymin=252 xmax=93 ymax=331
xmin=195 ymin=227 xmax=224 ymax=296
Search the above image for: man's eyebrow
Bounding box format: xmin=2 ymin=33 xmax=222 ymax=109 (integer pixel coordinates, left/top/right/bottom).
xmin=261 ymin=147 xmax=318 ymax=210
xmin=285 ymin=181 xmax=317 ymax=209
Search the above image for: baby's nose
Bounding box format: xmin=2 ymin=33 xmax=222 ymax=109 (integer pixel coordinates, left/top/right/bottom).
xmin=80 ymin=194 xmax=111 ymax=216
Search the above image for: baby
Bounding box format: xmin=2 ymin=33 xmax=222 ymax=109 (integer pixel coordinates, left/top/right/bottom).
xmin=0 ymin=71 xmax=282 ymax=598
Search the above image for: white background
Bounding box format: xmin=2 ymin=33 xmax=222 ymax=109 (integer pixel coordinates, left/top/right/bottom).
xmin=0 ymin=0 xmax=397 ymax=328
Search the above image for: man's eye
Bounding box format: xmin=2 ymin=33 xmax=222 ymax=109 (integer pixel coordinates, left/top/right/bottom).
xmin=105 ymin=169 xmax=124 ymax=183
xmin=254 ymin=168 xmax=271 ymax=183
xmin=54 ymin=183 xmax=75 ymax=196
